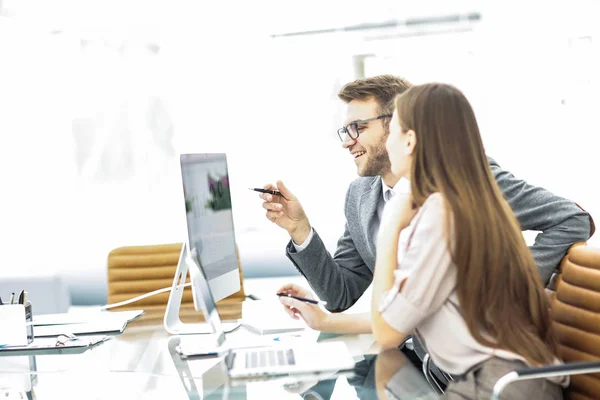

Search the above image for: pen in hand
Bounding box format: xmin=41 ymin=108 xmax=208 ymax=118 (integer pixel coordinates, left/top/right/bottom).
xmin=277 ymin=293 xmax=327 ymax=306
xmin=249 ymin=188 xmax=282 ymax=196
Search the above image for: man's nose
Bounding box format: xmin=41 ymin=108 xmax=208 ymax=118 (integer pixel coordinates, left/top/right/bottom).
xmin=341 ymin=134 xmax=356 ymax=149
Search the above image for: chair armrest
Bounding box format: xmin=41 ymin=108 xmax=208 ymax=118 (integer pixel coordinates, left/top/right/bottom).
xmin=422 ymin=353 xmax=445 ymax=394
xmin=491 ymin=361 xmax=600 ymax=400
xmin=398 ymin=336 xmax=412 ymax=350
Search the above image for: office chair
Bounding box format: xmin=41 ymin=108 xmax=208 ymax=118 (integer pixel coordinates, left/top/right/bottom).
xmin=107 ymin=243 xmax=245 ymax=324
xmin=491 ymin=244 xmax=600 ymax=400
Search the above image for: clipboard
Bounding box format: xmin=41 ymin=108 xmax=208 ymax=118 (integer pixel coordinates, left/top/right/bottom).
xmin=0 ymin=336 xmax=111 ymax=356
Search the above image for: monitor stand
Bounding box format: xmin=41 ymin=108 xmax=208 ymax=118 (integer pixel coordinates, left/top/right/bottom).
xmin=163 ymin=243 xmax=240 ymax=335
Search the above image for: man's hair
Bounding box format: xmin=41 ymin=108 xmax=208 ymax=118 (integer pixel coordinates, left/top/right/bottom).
xmin=337 ymin=75 xmax=413 ymax=115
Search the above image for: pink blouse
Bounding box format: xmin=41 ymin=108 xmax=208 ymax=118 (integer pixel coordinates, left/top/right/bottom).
xmin=378 ymin=193 xmax=567 ymax=386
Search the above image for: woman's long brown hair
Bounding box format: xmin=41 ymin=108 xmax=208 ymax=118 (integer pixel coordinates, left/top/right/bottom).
xmin=395 ymin=83 xmax=557 ymax=365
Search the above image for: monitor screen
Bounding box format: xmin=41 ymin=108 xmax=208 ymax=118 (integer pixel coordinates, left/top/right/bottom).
xmin=180 ymin=153 xmax=241 ymax=302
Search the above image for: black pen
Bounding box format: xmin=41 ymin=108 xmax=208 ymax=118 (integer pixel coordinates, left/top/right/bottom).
xmin=249 ymin=188 xmax=281 ymax=196
xmin=277 ymin=293 xmax=327 ymax=305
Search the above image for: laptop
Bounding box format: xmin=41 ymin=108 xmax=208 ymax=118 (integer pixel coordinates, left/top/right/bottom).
xmin=176 ymin=246 xmax=356 ymax=379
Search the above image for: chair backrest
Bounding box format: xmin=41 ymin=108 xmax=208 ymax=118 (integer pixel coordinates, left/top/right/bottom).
xmin=107 ymin=243 xmax=245 ymax=322
xmin=551 ymin=244 xmax=600 ymax=399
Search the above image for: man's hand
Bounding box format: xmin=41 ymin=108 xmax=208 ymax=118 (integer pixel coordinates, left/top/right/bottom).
xmin=260 ymin=180 xmax=312 ymax=245
xmin=277 ymin=283 xmax=328 ymax=331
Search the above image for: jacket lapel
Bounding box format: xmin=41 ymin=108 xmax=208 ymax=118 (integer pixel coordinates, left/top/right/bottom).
xmin=358 ymin=177 xmax=382 ymax=269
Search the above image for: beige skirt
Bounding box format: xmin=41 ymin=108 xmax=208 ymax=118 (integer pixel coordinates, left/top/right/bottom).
xmin=443 ymin=357 xmax=563 ymax=400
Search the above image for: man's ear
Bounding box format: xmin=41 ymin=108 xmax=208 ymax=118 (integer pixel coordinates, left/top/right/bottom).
xmin=405 ymin=130 xmax=417 ymax=155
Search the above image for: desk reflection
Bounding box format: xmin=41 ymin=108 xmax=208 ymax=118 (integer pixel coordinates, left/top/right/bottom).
xmin=0 ymin=310 xmax=437 ymax=400
xmin=375 ymin=349 xmax=439 ymax=400
xmin=286 ymin=349 xmax=438 ymax=400
xmin=0 ymin=345 xmax=437 ymax=399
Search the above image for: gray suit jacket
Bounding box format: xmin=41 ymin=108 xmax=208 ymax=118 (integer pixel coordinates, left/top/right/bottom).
xmin=286 ymin=157 xmax=592 ymax=312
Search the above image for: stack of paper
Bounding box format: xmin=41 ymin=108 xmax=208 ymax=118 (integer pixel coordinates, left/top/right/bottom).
xmin=239 ymin=300 xmax=306 ymax=335
xmin=0 ymin=336 xmax=110 ymax=355
xmin=32 ymin=310 xmax=144 ymax=337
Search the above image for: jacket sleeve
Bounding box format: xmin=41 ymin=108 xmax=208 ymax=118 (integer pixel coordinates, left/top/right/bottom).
xmin=489 ymin=157 xmax=592 ymax=284
xmin=286 ymin=184 xmax=373 ymax=312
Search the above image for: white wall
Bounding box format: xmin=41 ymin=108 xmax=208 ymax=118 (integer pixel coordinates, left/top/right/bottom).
xmin=0 ymin=0 xmax=597 ymax=305
xmin=364 ymin=1 xmax=599 ymax=246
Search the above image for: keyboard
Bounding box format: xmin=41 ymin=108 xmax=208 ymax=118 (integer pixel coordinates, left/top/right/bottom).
xmin=244 ymin=348 xmax=296 ymax=369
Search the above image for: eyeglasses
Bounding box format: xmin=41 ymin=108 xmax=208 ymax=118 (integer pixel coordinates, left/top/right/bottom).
xmin=337 ymin=114 xmax=392 ymax=142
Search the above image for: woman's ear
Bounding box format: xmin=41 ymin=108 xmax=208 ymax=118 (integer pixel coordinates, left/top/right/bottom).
xmin=405 ymin=130 xmax=417 ymax=155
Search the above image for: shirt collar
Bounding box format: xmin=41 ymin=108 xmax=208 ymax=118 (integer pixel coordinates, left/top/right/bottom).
xmin=381 ymin=180 xmax=395 ymax=203
xmin=381 ymin=177 xmax=410 ymax=203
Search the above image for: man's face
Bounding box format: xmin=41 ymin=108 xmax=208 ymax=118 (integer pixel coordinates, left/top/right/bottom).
xmin=341 ymin=98 xmax=391 ymax=177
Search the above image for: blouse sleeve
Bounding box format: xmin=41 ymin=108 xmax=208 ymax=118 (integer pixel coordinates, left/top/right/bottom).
xmin=378 ymin=193 xmax=457 ymax=334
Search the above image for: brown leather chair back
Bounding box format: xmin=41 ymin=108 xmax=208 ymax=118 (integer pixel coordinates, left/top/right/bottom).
xmin=551 ymin=244 xmax=600 ymax=399
xmin=107 ymin=243 xmax=244 ymax=322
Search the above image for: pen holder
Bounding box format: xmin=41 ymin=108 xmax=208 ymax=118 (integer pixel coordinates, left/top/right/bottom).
xmin=0 ymin=302 xmax=34 ymax=347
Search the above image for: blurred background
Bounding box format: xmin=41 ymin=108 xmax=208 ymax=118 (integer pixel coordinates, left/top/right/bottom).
xmin=0 ymin=0 xmax=597 ymax=307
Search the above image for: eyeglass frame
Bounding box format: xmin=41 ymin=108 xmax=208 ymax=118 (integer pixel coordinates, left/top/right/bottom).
xmin=337 ymin=114 xmax=393 ymax=142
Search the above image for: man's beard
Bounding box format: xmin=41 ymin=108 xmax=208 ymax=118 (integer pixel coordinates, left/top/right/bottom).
xmin=359 ymin=147 xmax=392 ymax=177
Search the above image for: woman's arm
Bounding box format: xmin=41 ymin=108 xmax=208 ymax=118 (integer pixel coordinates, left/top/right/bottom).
xmin=371 ymin=194 xmax=418 ymax=348
xmin=320 ymin=312 xmax=372 ymax=334
xmin=372 ymin=194 xmax=455 ymax=349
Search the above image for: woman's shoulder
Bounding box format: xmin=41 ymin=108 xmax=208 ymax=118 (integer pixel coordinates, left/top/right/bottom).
xmin=419 ymin=192 xmax=447 ymax=216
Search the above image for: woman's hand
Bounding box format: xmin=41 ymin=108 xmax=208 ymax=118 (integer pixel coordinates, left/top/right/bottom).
xmin=277 ymin=283 xmax=328 ymax=331
xmin=379 ymin=193 xmax=419 ymax=237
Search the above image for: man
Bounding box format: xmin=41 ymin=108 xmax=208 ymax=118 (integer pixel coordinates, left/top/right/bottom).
xmin=261 ymin=75 xmax=592 ymax=313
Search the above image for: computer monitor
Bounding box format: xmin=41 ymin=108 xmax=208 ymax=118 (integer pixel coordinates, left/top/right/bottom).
xmin=180 ymin=153 xmax=241 ymax=302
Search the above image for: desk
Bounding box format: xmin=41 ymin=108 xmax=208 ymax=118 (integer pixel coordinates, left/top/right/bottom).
xmin=0 ymin=278 xmax=435 ymax=399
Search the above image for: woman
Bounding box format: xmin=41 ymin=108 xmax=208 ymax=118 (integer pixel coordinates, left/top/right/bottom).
xmin=372 ymin=83 xmax=566 ymax=399
xmin=279 ymin=83 xmax=567 ymax=399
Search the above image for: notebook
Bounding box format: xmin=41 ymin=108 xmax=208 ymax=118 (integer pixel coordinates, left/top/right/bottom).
xmin=33 ymin=321 xmax=128 ymax=337
xmin=32 ymin=310 xmax=144 ymax=337
xmin=0 ymin=336 xmax=111 ymax=355
xmin=33 ymin=310 xmax=144 ymax=326
xmin=238 ymin=300 xmax=306 ymax=335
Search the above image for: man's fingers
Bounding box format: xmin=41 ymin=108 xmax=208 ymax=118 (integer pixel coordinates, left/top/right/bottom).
xmin=262 ymin=202 xmax=283 ymax=211
xmin=279 ymin=296 xmax=310 ymax=312
xmin=259 ymin=193 xmax=275 ymax=202
xmin=259 ymin=184 xmax=280 ymax=202
xmin=279 ymin=289 xmax=310 ymax=299
xmin=277 ymin=284 xmax=300 ymax=295
xmin=265 ymin=210 xmax=283 ymax=222
xmin=276 ymin=285 xmax=308 ymax=298
xmin=276 ymin=180 xmax=296 ymax=200
xmin=282 ymin=305 xmax=299 ymax=320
